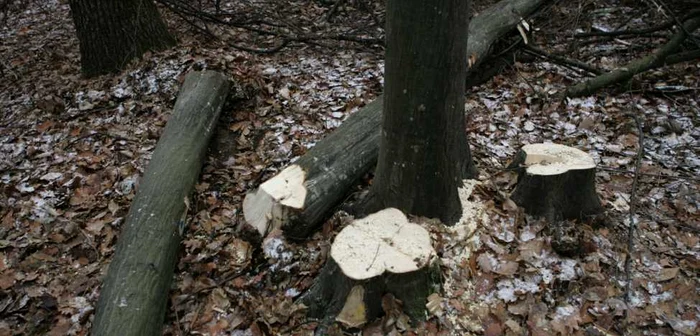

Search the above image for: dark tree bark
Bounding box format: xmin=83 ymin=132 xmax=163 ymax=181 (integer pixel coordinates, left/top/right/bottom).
xmin=69 ymin=0 xmax=176 ymax=77
xmin=370 ymin=0 xmax=476 ymax=225
xmin=92 ymin=71 xmax=229 ymax=336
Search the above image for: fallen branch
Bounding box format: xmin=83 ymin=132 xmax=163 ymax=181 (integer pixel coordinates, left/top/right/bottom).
xmin=566 ymin=16 xmax=700 ymax=97
xmin=575 ymin=9 xmax=700 ymax=38
xmin=523 ymin=44 xmax=602 ymax=75
xmin=623 ymin=113 xmax=644 ymax=317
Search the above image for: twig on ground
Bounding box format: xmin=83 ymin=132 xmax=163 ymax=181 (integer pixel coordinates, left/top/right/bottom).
xmin=598 ymin=166 xmax=700 ymax=182
xmin=566 ymin=16 xmax=700 ymax=97
xmin=623 ymin=113 xmax=644 ymax=317
xmin=523 ymin=44 xmax=602 ymax=75
xmin=324 ymin=0 xmax=345 ymax=22
xmin=575 ymin=8 xmax=700 ymax=38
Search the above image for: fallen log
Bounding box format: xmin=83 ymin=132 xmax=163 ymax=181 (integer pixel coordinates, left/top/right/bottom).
xmin=92 ymin=71 xmax=230 ymax=336
xmin=566 ymin=15 xmax=700 ymax=98
xmin=242 ymin=0 xmax=551 ymax=241
xmin=243 ymin=97 xmax=383 ymax=239
xmin=300 ymin=208 xmax=438 ymax=333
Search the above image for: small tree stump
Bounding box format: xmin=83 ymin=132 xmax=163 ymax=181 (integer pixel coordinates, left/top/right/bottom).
xmin=300 ymin=208 xmax=439 ymax=331
xmin=510 ymin=143 xmax=603 ymax=221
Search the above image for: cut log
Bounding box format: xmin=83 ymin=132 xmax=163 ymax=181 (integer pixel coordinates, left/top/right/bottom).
xmin=242 ymin=0 xmax=550 ymax=241
xmin=92 ymin=71 xmax=230 ymax=336
xmin=509 ymin=143 xmax=603 ymax=221
xmin=243 ymin=97 xmax=383 ymax=239
xmin=300 ymin=208 xmax=439 ymax=332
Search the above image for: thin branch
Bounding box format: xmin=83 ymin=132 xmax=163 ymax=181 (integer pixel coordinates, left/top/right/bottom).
xmin=566 ymin=16 xmax=700 ymax=97
xmin=623 ymin=113 xmax=644 ymax=316
xmin=597 ymin=166 xmax=700 ymax=182
xmin=575 ymin=8 xmax=700 ymax=38
xmin=524 ymin=44 xmax=603 ymax=75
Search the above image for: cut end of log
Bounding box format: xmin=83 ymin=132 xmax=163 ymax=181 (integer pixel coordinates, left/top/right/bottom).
xmin=331 ymin=208 xmax=435 ymax=280
xmin=520 ymin=143 xmax=595 ymax=175
xmin=242 ymin=164 xmax=307 ymax=236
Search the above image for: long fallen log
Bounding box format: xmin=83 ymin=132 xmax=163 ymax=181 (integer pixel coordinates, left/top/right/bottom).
xmin=566 ymin=15 xmax=700 ymax=98
xmin=242 ymin=0 xmax=551 ymax=240
xmin=92 ymin=71 xmax=230 ymax=336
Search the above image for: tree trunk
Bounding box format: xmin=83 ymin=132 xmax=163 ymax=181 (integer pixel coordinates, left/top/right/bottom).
xmin=370 ymin=0 xmax=475 ymax=225
xmin=241 ymin=0 xmax=549 ymax=241
xmin=300 ymin=208 xmax=439 ymax=333
xmin=92 ymin=71 xmax=229 ymax=336
xmin=69 ymin=0 xmax=176 ymax=77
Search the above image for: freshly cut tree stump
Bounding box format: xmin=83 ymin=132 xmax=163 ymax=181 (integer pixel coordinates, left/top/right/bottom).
xmin=93 ymin=71 xmax=230 ymax=336
xmin=300 ymin=208 xmax=439 ymax=331
xmin=509 ymin=143 xmax=603 ymax=220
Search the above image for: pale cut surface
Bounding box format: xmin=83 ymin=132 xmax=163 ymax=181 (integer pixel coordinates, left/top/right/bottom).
xmin=331 ymin=208 xmax=435 ymax=280
xmin=522 ymin=143 xmax=595 ymax=175
xmin=259 ymin=164 xmax=307 ymax=208
xmin=242 ymin=164 xmax=307 ymax=235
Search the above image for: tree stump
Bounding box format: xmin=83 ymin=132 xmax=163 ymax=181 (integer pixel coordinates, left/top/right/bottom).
xmin=300 ymin=208 xmax=439 ymax=332
xmin=509 ymin=143 xmax=603 ymax=221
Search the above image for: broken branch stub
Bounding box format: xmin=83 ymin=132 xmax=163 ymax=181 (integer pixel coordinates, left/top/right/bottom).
xmin=300 ymin=208 xmax=439 ymax=331
xmin=509 ymin=143 xmax=603 ymax=221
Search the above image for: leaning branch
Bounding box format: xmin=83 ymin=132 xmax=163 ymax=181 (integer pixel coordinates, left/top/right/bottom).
xmin=566 ymin=16 xmax=700 ymax=97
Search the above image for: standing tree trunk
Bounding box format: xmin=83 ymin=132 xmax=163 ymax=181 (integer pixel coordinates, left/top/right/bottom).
xmin=370 ymin=0 xmax=476 ymax=225
xmin=69 ymin=0 xmax=176 ymax=77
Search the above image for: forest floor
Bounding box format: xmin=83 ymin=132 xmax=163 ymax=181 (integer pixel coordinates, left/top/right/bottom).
xmin=0 ymin=0 xmax=698 ymax=335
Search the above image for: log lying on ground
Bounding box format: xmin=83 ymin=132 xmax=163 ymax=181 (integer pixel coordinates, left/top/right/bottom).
xmin=92 ymin=71 xmax=230 ymax=336
xmin=566 ymin=15 xmax=700 ymax=98
xmin=242 ymin=0 xmax=551 ymax=241
xmin=509 ymin=143 xmax=603 ymax=221
xmin=300 ymin=208 xmax=439 ymax=332
xmin=243 ymin=97 xmax=383 ymax=239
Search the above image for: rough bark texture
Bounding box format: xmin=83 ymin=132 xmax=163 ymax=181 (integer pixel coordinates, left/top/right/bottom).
xmin=566 ymin=16 xmax=700 ymax=97
xmin=92 ymin=71 xmax=229 ymax=336
xmin=241 ymin=0 xmax=549 ymax=241
xmin=370 ymin=0 xmax=475 ymax=225
xmin=69 ymin=0 xmax=176 ymax=77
